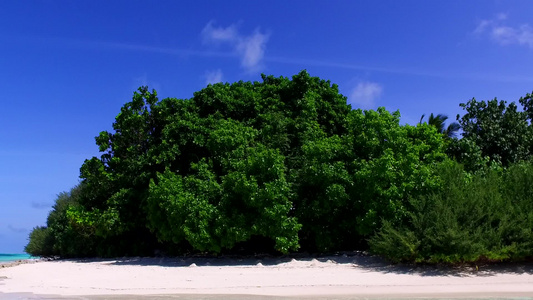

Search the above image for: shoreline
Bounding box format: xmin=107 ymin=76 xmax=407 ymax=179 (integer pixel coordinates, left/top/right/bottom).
xmin=0 ymin=258 xmax=40 ymax=269
xmin=1 ymin=254 xmax=533 ymax=298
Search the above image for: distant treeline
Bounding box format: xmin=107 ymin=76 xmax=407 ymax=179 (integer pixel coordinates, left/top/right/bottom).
xmin=26 ymin=71 xmax=533 ymax=263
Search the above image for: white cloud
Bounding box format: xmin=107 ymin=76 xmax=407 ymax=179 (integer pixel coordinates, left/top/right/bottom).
xmin=475 ymin=14 xmax=533 ymax=48
xmin=205 ymin=69 xmax=224 ymax=85
xmin=201 ymin=21 xmax=269 ymax=72
xmin=348 ymin=82 xmax=383 ymax=109
xmin=202 ymin=21 xmax=239 ymax=43
xmin=237 ymin=29 xmax=269 ymax=72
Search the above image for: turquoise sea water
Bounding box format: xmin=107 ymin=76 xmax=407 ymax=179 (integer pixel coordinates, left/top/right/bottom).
xmin=0 ymin=253 xmax=32 ymax=262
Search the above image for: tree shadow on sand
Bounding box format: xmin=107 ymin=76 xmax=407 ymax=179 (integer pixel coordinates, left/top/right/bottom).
xmin=68 ymin=251 xmax=533 ymax=277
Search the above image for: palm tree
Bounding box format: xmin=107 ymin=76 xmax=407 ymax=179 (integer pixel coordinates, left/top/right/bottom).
xmin=444 ymin=122 xmax=461 ymax=138
xmin=419 ymin=113 xmax=460 ymax=138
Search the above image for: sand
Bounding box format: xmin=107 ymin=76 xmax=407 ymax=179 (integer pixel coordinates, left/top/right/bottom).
xmin=1 ymin=253 xmax=533 ymax=298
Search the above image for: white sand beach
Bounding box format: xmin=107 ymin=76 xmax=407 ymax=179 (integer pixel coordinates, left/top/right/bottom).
xmin=1 ymin=254 xmax=533 ymax=298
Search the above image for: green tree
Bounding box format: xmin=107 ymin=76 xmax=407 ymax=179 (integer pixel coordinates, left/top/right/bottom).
xmin=519 ymin=91 xmax=533 ymax=121
xmin=27 ymin=70 xmax=452 ymax=257
xmin=68 ymin=87 xmax=164 ymax=256
xmin=65 ymin=71 xmax=349 ymax=255
xmin=26 ymin=185 xmax=94 ymax=257
xmin=454 ymin=98 xmax=531 ymax=167
xmin=419 ymin=113 xmax=460 ymax=138
xmin=146 ymin=119 xmax=300 ymax=253
xmin=348 ymin=108 xmax=446 ymax=237
xmin=25 ymin=226 xmax=53 ymax=257
xmin=292 ymin=108 xmax=447 ymax=251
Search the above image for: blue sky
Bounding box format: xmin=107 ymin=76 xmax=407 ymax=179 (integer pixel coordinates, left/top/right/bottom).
xmin=1 ymin=0 xmax=533 ymax=253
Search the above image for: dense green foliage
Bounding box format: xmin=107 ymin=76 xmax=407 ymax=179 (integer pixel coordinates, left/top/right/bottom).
xmin=25 ymin=185 xmax=94 ymax=257
xmin=449 ymin=98 xmax=532 ymax=168
xmin=292 ymin=109 xmax=446 ymax=251
xmin=370 ymin=94 xmax=533 ymax=263
xmin=26 ymin=72 xmax=533 ymax=263
xmin=419 ymin=113 xmax=460 ymax=138
xmin=369 ymin=161 xmax=533 ymax=263
xmin=25 ymin=226 xmax=53 ymax=257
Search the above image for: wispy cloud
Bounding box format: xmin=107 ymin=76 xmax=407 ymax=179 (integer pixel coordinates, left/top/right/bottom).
xmin=205 ymin=69 xmax=224 ymax=85
xmin=202 ymin=21 xmax=269 ymax=73
xmin=348 ymin=81 xmax=383 ymax=109
xmin=22 ymin=35 xmax=533 ymax=83
xmin=31 ymin=201 xmax=52 ymax=209
xmin=28 ymin=35 xmax=236 ymax=60
xmin=475 ymin=14 xmax=533 ymax=48
xmin=7 ymin=225 xmax=27 ymax=234
xmin=202 ymin=22 xmax=239 ymax=43
xmin=237 ymin=30 xmax=269 ymax=72
xmin=266 ymin=56 xmax=533 ymax=83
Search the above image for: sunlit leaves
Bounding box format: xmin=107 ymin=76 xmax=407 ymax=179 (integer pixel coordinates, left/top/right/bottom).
xmin=457 ymin=98 xmax=531 ymax=167
xmin=30 ymin=71 xmax=455 ymax=257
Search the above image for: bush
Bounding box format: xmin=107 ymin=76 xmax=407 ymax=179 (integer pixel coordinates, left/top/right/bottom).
xmin=369 ymin=161 xmax=533 ymax=263
xmin=25 ymin=226 xmax=54 ymax=257
xmin=25 ymin=184 xmax=100 ymax=258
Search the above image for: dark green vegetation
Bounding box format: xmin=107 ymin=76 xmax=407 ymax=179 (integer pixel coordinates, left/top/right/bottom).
xmin=26 ymin=71 xmax=533 ymax=264
xmin=369 ymin=161 xmax=533 ymax=263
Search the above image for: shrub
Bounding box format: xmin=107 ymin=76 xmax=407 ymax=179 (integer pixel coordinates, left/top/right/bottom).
xmin=25 ymin=226 xmax=54 ymax=257
xmin=369 ymin=161 xmax=533 ymax=263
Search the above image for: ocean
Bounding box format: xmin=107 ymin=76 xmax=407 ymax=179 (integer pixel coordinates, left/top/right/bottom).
xmin=0 ymin=253 xmax=33 ymax=262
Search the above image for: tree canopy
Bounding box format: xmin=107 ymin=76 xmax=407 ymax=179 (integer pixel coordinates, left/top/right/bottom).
xmin=26 ymin=71 xmax=533 ymax=264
